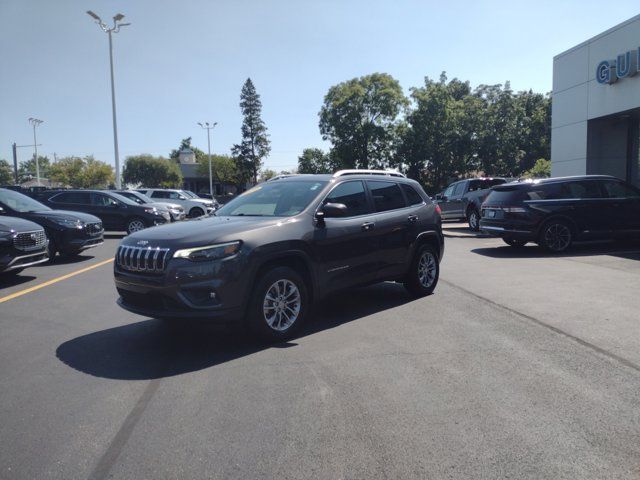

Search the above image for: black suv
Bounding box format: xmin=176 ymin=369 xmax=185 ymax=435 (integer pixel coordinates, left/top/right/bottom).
xmin=0 ymin=188 xmax=103 ymax=260
xmin=114 ymin=171 xmax=444 ymax=339
xmin=480 ymin=175 xmax=640 ymax=252
xmin=435 ymin=177 xmax=508 ymax=230
xmin=0 ymin=216 xmax=49 ymax=274
xmin=34 ymin=190 xmax=170 ymax=234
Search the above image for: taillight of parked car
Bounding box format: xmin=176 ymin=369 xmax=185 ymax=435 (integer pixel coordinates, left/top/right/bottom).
xmin=435 ymin=204 xmax=442 ymax=215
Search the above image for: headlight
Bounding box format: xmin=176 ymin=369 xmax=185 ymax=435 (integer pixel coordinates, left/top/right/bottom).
xmin=0 ymin=229 xmax=14 ymax=242
xmin=173 ymin=241 xmax=241 ymax=262
xmin=144 ymin=207 xmax=160 ymax=215
xmin=56 ymin=218 xmax=83 ymax=228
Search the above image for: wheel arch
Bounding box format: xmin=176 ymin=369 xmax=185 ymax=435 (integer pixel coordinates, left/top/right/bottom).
xmin=536 ymin=214 xmax=578 ymax=241
xmin=413 ymin=230 xmax=444 ymax=262
xmin=252 ymin=250 xmax=317 ymax=304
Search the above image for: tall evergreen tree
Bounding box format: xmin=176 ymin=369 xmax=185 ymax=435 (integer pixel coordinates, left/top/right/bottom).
xmin=232 ymin=78 xmax=271 ymax=185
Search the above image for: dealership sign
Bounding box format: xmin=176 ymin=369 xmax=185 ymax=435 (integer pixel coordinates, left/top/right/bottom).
xmin=596 ymin=47 xmax=640 ymax=84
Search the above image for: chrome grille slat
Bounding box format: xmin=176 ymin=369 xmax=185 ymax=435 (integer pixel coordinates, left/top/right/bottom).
xmin=13 ymin=230 xmax=47 ymax=251
xmin=116 ymin=245 xmax=170 ymax=274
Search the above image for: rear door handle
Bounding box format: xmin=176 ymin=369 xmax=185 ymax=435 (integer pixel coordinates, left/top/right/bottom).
xmin=408 ymin=215 xmax=418 ymax=223
xmin=361 ymin=222 xmax=375 ymax=232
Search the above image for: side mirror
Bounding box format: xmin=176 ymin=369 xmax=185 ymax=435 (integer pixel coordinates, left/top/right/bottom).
xmin=435 ymin=194 xmax=442 ymax=200
xmin=320 ymin=202 xmax=348 ymax=218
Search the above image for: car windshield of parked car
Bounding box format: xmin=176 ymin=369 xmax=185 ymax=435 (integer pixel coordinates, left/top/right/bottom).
xmin=121 ymin=191 xmax=152 ymax=204
xmin=107 ymin=192 xmax=139 ymax=206
xmin=216 ymin=181 xmax=327 ymax=217
xmin=183 ymin=190 xmax=199 ymax=198
xmin=0 ymin=189 xmax=51 ymax=212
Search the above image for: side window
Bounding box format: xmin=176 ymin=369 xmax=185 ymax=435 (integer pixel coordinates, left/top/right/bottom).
xmin=367 ymin=180 xmax=406 ymax=212
xmin=452 ymin=182 xmax=466 ymax=196
xmin=602 ymin=180 xmax=640 ymax=199
xmin=443 ymin=185 xmax=455 ymax=197
xmin=169 ymin=192 xmax=183 ymax=200
xmin=92 ymin=193 xmax=118 ymax=206
xmin=51 ymin=192 xmax=90 ymax=204
xmin=467 ymin=180 xmax=483 ymax=192
xmin=401 ymin=184 xmax=424 ymax=205
xmin=151 ymin=191 xmax=168 ymax=199
xmin=324 ymin=181 xmax=370 ymax=216
xmin=564 ymin=181 xmax=602 ymax=199
xmin=526 ymin=183 xmax=565 ymax=200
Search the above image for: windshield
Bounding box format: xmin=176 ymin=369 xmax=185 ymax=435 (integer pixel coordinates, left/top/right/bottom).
xmin=119 ymin=191 xmax=151 ymax=204
xmin=183 ymin=190 xmax=199 ymax=198
xmin=0 ymin=189 xmax=51 ymax=212
xmin=109 ymin=192 xmax=140 ymax=206
xmin=216 ymin=181 xmax=327 ymax=217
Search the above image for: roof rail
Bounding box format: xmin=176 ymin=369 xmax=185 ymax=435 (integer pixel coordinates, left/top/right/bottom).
xmin=333 ymin=169 xmax=406 ymax=178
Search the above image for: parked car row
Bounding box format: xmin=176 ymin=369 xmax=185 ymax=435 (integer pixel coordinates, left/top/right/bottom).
xmin=0 ymin=188 xmax=104 ymax=273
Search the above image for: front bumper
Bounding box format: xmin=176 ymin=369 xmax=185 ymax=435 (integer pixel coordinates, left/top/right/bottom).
xmin=114 ymin=252 xmax=249 ymax=322
xmin=58 ymin=224 xmax=105 ymax=253
xmin=0 ymin=248 xmax=49 ymax=272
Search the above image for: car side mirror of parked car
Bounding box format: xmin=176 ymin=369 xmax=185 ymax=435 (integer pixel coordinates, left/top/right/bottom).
xmin=321 ymin=202 xmax=348 ymax=218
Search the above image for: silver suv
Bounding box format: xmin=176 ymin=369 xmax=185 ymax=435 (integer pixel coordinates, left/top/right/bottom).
xmin=137 ymin=189 xmax=216 ymax=218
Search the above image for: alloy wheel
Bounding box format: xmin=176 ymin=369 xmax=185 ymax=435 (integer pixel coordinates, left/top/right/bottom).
xmin=418 ymin=251 xmax=437 ymax=288
xmin=544 ymin=223 xmax=571 ymax=252
xmin=469 ymin=211 xmax=479 ymax=230
xmin=262 ymin=279 xmax=301 ymax=331
xmin=128 ymin=219 xmax=146 ymax=234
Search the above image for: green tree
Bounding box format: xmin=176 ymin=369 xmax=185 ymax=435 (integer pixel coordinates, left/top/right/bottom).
xmin=18 ymin=155 xmax=50 ymax=183
xmin=297 ymin=148 xmax=332 ymax=174
xmin=122 ymin=154 xmax=183 ymax=188
xmin=521 ymin=158 xmax=551 ymax=179
xmin=196 ymin=154 xmax=241 ymax=185
xmin=0 ymin=159 xmax=14 ymax=184
xmin=232 ymin=78 xmax=271 ymax=186
xmin=260 ymin=169 xmax=277 ymax=181
xmin=49 ymin=156 xmax=114 ymax=188
xmin=319 ymin=73 xmax=408 ymax=170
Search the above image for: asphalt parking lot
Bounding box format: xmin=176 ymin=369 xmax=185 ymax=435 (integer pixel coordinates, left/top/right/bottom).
xmin=1 ymin=225 xmax=640 ymax=479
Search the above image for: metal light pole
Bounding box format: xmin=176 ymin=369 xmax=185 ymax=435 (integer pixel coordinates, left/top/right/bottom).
xmin=87 ymin=10 xmax=130 ymax=189
xmin=28 ymin=118 xmax=44 ymax=185
xmin=198 ymin=122 xmax=218 ymax=199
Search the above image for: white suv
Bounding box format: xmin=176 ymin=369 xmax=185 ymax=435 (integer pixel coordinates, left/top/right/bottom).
xmin=137 ymin=189 xmax=216 ymax=218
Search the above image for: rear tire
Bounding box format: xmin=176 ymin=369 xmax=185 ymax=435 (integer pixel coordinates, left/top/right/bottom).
xmin=503 ymin=238 xmax=527 ymax=248
xmin=467 ymin=208 xmax=481 ymax=231
xmin=404 ymin=244 xmax=440 ymax=297
xmin=247 ymin=266 xmax=308 ymax=341
xmin=126 ymin=217 xmax=146 ymax=235
xmin=539 ymin=219 xmax=573 ymax=253
xmin=189 ymin=207 xmax=204 ymax=218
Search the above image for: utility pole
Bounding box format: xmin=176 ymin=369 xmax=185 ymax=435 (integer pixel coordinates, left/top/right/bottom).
xmin=87 ymin=10 xmax=130 ymax=189
xmin=28 ymin=118 xmax=44 ymax=185
xmin=12 ymin=143 xmax=18 ymax=184
xmin=197 ymin=122 xmax=218 ymax=199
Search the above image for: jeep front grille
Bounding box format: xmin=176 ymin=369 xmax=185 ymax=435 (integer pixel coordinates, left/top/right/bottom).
xmin=116 ymin=245 xmax=170 ymax=273
xmin=86 ymin=222 xmax=103 ymax=235
xmin=13 ymin=230 xmax=47 ymax=251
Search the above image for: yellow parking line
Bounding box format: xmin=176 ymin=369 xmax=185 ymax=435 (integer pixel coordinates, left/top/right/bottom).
xmin=0 ymin=258 xmax=114 ymax=304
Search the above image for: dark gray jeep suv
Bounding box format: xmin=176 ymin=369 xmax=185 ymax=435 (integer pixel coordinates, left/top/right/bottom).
xmin=114 ymin=171 xmax=444 ymax=339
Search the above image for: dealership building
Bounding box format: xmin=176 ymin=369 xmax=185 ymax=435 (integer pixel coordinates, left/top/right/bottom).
xmin=552 ymin=14 xmax=640 ymax=187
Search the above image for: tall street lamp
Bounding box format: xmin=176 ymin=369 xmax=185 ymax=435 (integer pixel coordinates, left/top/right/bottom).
xmin=28 ymin=118 xmax=44 ymax=185
xmin=198 ymin=122 xmax=218 ymax=199
xmin=87 ymin=10 xmax=130 ymax=189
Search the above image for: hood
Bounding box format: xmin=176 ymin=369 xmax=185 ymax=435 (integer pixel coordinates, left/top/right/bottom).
xmin=191 ymin=198 xmax=214 ymax=205
xmin=122 ymin=215 xmax=287 ymax=249
xmin=24 ymin=210 xmax=102 ymax=224
xmin=0 ymin=215 xmax=44 ymax=233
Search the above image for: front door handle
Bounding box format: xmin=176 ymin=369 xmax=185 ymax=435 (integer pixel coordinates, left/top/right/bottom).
xmin=361 ymin=222 xmax=375 ymax=232
xmin=408 ymin=215 xmax=418 ymax=223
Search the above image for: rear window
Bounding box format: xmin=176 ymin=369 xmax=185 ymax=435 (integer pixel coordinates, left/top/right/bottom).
xmin=367 ymin=181 xmax=406 ymax=212
xmin=485 ymin=188 xmax=525 ymax=204
xmin=401 ymin=184 xmax=424 ymax=205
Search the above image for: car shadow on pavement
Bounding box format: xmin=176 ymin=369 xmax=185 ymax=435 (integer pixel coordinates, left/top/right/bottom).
xmin=0 ymin=273 xmax=37 ymax=289
xmin=472 ymin=240 xmax=640 ymax=260
xmin=42 ymin=254 xmax=96 ymax=266
xmin=55 ymin=282 xmax=414 ymax=380
xmin=104 ymin=233 xmax=127 ymax=240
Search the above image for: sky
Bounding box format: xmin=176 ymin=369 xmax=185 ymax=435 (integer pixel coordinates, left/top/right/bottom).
xmin=1 ymin=0 xmax=639 ymax=174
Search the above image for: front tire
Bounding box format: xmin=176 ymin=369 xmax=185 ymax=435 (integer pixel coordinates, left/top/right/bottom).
xmin=248 ymin=267 xmax=308 ymax=341
xmin=404 ymin=244 xmax=440 ymax=297
xmin=468 ymin=208 xmax=481 ymax=231
xmin=189 ymin=207 xmax=204 ymax=218
xmin=539 ymin=220 xmax=573 ymax=253
xmin=126 ymin=217 xmax=146 ymax=235
xmin=46 ymin=239 xmax=57 ymax=262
